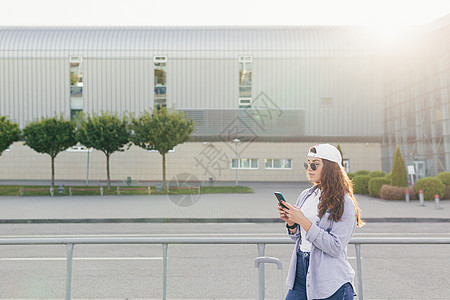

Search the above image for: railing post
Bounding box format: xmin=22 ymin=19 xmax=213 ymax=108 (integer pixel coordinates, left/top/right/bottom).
xmin=162 ymin=243 xmax=168 ymax=300
xmin=355 ymin=244 xmax=363 ymax=300
xmin=257 ymin=243 xmax=266 ymax=300
xmin=65 ymin=243 xmax=74 ymax=300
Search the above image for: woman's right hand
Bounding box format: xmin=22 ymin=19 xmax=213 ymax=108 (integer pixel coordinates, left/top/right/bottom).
xmin=277 ymin=203 xmax=291 ymax=223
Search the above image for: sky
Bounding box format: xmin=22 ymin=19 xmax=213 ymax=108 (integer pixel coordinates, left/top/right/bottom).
xmin=0 ymin=0 xmax=449 ymax=28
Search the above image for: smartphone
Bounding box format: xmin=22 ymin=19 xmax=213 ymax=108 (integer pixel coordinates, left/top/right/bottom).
xmin=274 ymin=192 xmax=289 ymax=209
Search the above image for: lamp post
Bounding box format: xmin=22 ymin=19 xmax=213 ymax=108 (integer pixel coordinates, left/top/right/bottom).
xmin=232 ymin=138 xmax=240 ymax=186
xmin=86 ymin=148 xmax=90 ymax=185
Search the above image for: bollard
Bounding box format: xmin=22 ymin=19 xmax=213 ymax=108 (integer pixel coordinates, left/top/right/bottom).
xmin=419 ymin=189 xmax=424 ymax=206
xmin=435 ymin=194 xmax=440 ymax=209
xmin=405 ymin=189 xmax=410 ymax=203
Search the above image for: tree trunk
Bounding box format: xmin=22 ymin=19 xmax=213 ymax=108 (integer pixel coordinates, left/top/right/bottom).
xmin=106 ymin=154 xmax=111 ymax=191
xmin=51 ymin=155 xmax=55 ymax=190
xmin=162 ymin=152 xmax=166 ymax=191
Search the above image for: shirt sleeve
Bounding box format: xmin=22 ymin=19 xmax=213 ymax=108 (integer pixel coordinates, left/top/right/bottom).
xmin=287 ymin=224 xmax=301 ymax=241
xmin=305 ymin=196 xmax=357 ymax=257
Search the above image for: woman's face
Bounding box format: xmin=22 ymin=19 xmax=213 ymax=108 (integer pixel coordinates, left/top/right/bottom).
xmin=306 ymin=157 xmax=323 ymax=183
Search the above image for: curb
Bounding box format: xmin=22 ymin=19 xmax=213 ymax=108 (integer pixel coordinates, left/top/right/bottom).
xmin=1 ymin=217 xmax=450 ymax=224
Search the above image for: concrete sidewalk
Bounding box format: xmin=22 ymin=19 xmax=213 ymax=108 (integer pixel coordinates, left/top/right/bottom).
xmin=0 ymin=181 xmax=449 ymax=223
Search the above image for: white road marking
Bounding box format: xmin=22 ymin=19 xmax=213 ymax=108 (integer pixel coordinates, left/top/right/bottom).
xmin=353 ymin=232 xmax=450 ymax=236
xmin=0 ymin=256 xmax=363 ymax=261
xmin=0 ymin=233 xmax=286 ymax=238
xmin=0 ymin=256 xmax=360 ymax=261
xmin=0 ymin=257 xmax=163 ymax=261
xmin=0 ymin=232 xmax=448 ymax=238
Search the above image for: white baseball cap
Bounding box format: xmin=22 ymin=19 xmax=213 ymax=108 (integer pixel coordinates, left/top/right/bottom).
xmin=308 ymin=144 xmax=342 ymax=165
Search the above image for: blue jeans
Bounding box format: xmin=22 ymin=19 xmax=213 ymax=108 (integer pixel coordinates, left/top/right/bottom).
xmin=285 ymin=250 xmax=309 ymax=300
xmin=286 ymin=250 xmax=354 ymax=300
xmin=317 ymin=282 xmax=354 ymax=299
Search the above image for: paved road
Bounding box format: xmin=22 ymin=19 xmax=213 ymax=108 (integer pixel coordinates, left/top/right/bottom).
xmin=0 ymin=223 xmax=449 ymax=299
xmin=1 ymin=181 xmax=449 ymax=222
xmin=0 ymin=181 xmax=449 ymax=299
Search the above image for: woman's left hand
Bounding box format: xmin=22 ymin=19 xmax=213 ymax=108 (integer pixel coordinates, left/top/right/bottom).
xmin=281 ymin=201 xmax=305 ymax=225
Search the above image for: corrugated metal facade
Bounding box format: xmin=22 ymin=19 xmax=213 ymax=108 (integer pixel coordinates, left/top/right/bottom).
xmin=382 ymin=22 xmax=450 ymax=176
xmin=0 ymin=26 xmax=384 ymax=140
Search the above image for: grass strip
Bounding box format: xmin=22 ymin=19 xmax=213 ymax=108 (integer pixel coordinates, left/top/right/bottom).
xmin=0 ymin=185 xmax=253 ymax=196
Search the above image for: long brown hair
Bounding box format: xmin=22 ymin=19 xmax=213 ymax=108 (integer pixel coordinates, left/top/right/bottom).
xmin=315 ymin=159 xmax=364 ymax=227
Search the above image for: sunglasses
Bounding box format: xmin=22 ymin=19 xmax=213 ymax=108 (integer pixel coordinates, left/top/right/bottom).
xmin=304 ymin=162 xmax=320 ymax=171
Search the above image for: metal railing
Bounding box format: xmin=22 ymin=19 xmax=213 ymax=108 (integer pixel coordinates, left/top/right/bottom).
xmin=0 ymin=237 xmax=449 ymax=300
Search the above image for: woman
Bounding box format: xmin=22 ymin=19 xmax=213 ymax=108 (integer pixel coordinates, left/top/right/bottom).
xmin=278 ymin=144 xmax=364 ymax=300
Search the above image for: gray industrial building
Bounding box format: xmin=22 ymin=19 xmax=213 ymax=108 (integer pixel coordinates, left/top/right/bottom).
xmin=382 ymin=19 xmax=450 ymax=177
xmin=0 ymin=19 xmax=449 ymax=182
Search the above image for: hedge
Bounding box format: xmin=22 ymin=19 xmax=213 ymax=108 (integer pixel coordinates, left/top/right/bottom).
xmin=368 ymin=177 xmax=390 ymax=197
xmin=369 ymin=171 xmax=387 ymax=178
xmin=353 ymin=170 xmax=370 ymax=176
xmin=408 ymin=186 xmax=417 ymax=200
xmin=436 ymin=172 xmax=450 ymax=186
xmin=385 ymin=173 xmax=392 ymax=181
xmin=414 ymin=177 xmax=445 ymax=201
xmin=444 ymin=186 xmax=450 ymax=200
xmin=353 ymin=175 xmax=371 ymax=194
xmin=380 ymin=184 xmax=407 ymax=200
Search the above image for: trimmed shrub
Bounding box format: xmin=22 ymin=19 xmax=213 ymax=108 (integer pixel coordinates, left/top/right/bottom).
xmin=336 ymin=144 xmax=344 ymax=166
xmin=369 ymin=171 xmax=387 ymax=178
xmin=444 ymin=186 xmax=450 ymax=200
xmin=414 ymin=177 xmax=445 ymax=201
xmin=391 ymin=145 xmax=408 ymax=187
xmin=436 ymin=172 xmax=450 ymax=186
xmin=380 ymin=184 xmax=407 ymax=200
xmin=353 ymin=175 xmax=371 ymax=194
xmin=379 ymin=185 xmax=416 ymax=200
xmin=354 ymin=170 xmax=370 ymax=176
xmin=385 ymin=173 xmax=392 ymax=181
xmin=347 ymin=172 xmax=354 ymax=180
xmin=435 ymin=173 xmax=450 ymax=200
xmin=408 ymin=186 xmax=417 ymax=200
xmin=368 ymin=177 xmax=390 ymax=198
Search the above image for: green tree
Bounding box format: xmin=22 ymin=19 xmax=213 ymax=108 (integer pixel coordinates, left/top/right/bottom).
xmin=336 ymin=143 xmax=344 ymax=166
xmin=22 ymin=115 xmax=77 ymax=189
xmin=130 ymin=108 xmax=194 ymax=190
xmin=77 ymin=112 xmax=130 ymax=190
xmin=0 ymin=116 xmax=21 ymax=156
xmin=391 ymin=145 xmax=408 ymax=187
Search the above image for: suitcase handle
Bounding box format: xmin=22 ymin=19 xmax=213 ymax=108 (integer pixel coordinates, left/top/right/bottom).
xmin=254 ymin=256 xmax=282 ymax=270
xmin=254 ymin=256 xmax=283 ymax=300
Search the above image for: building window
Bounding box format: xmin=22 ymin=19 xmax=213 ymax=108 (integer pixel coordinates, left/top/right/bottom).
xmin=343 ymin=159 xmax=350 ymax=173
xmin=239 ymin=98 xmax=252 ymax=108
xmin=65 ymin=145 xmax=92 ymax=152
xmin=231 ymin=158 xmax=258 ymax=169
xmin=154 ymin=56 xmax=167 ymax=109
xmin=70 ymin=56 xmax=83 ymax=121
xmin=147 ymin=148 xmax=175 ymax=153
xmin=265 ymin=159 xmax=292 ymax=169
xmin=239 ymin=56 xmax=252 ymax=108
